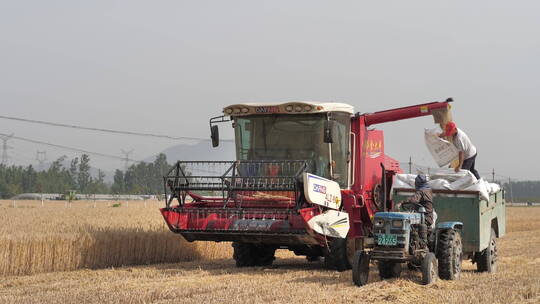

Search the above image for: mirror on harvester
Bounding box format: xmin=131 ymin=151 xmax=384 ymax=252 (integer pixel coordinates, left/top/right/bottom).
xmin=323 ymin=120 xmax=334 ymax=143
xmin=211 ymin=125 xmax=219 ymax=147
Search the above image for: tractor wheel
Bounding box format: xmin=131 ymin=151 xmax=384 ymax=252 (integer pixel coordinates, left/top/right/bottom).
xmin=324 ymin=238 xmax=351 ymax=272
xmin=232 ymin=242 xmax=256 ymax=267
xmin=352 ymin=251 xmax=370 ymax=287
xmin=437 ymin=229 xmax=463 ymax=280
xmin=477 ymin=228 xmax=498 ymax=273
xmin=407 ymin=262 xmax=419 ymax=271
xmin=378 ymin=261 xmax=402 ymax=279
xmin=255 ymin=245 xmax=276 ymax=266
xmin=421 ymin=252 xmax=438 ymax=285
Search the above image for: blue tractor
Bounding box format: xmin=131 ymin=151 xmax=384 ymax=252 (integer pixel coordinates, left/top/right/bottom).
xmin=352 ymin=202 xmax=463 ymax=286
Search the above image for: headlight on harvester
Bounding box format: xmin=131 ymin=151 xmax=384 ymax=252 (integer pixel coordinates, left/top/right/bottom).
xmin=392 ymin=220 xmax=403 ymax=228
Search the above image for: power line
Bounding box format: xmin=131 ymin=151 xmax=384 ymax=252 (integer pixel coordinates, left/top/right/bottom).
xmin=0 ymin=132 xmax=140 ymax=163
xmin=0 ymin=114 xmax=234 ymax=142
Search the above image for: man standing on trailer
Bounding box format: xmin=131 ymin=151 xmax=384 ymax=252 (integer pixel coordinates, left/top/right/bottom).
xmin=440 ymin=122 xmax=480 ymax=179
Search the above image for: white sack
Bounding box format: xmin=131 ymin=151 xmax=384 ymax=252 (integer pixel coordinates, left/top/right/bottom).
xmin=448 ymin=171 xmax=478 ymax=190
xmin=487 ymin=183 xmax=501 ymax=194
xmin=395 ymin=174 xmax=416 ymax=188
xmin=424 ymin=128 xmax=459 ymax=167
xmin=430 ymin=168 xmax=471 ymax=182
xmin=428 ymin=179 xmax=451 ymax=190
xmin=465 ymin=178 xmax=490 ymax=201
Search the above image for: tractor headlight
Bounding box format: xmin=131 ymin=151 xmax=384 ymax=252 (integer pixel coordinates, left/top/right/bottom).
xmin=392 ymin=220 xmax=403 ymax=228
xmin=374 ymin=219 xmax=384 ymax=227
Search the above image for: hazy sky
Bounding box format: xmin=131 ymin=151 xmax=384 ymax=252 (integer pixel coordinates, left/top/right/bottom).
xmin=1 ymin=1 xmax=539 ymax=180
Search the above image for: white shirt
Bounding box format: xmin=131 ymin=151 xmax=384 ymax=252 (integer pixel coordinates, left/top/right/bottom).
xmin=452 ymin=128 xmax=477 ymax=159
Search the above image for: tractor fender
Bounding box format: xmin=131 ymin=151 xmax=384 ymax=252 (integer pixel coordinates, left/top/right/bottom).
xmin=433 ymin=221 xmax=463 ymax=256
xmin=436 ymin=221 xmax=463 ymax=231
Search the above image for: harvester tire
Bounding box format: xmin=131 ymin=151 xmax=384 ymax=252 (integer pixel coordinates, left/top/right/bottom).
xmin=437 ymin=229 xmax=463 ymax=280
xmin=477 ymin=228 xmax=497 ymax=273
xmin=232 ymin=242 xmax=256 ymax=267
xmin=324 ymin=238 xmax=351 ymax=272
xmin=378 ymin=261 xmax=402 ymax=279
xmin=255 ymin=245 xmax=276 ymax=266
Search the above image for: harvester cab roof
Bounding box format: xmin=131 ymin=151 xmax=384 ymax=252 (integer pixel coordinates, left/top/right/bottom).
xmin=222 ymin=101 xmax=355 ymax=116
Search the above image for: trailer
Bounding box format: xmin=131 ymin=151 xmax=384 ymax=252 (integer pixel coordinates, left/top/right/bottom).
xmin=392 ymin=187 xmax=505 ymax=272
xmin=161 ymin=99 xmax=468 ymax=270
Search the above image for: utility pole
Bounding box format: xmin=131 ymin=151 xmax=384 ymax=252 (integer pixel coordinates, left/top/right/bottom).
xmin=0 ymin=133 xmax=14 ymax=165
xmin=492 ymin=168 xmax=495 ymax=183
xmin=36 ymin=150 xmax=47 ymax=168
xmin=408 ymin=156 xmax=412 ymax=174
xmin=121 ymin=149 xmax=134 ymax=171
xmin=508 ymin=177 xmax=514 ymax=203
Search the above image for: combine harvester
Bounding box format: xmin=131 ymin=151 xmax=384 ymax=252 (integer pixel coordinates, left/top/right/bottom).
xmin=160 ymin=99 xmax=505 ymax=284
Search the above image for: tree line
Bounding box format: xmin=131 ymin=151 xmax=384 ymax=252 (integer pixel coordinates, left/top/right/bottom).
xmin=2 ymin=155 xmax=539 ymax=201
xmin=503 ymin=180 xmax=540 ymax=202
xmin=0 ymin=154 xmax=171 ymax=199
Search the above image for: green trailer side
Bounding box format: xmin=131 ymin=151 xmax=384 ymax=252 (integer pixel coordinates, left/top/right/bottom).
xmin=392 ymin=188 xmax=506 ymax=256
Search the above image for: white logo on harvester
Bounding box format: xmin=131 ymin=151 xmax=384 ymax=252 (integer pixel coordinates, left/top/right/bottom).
xmin=303 ymin=173 xmax=342 ymax=210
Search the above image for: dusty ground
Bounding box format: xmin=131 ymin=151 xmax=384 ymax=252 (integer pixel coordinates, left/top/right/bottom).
xmin=1 ymin=207 xmax=539 ymax=304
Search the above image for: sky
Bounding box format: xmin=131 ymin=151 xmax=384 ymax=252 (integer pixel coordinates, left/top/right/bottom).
xmin=1 ymin=1 xmax=539 ymax=180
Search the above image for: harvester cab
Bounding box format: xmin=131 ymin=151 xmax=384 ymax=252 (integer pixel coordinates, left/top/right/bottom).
xmin=160 ymin=99 xmax=455 ymax=271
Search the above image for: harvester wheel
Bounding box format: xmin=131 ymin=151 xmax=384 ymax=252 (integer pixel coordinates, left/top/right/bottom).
xmin=232 ymin=242 xmax=256 ymax=267
xmin=437 ymin=229 xmax=463 ymax=280
xmin=352 ymin=251 xmax=370 ymax=287
xmin=477 ymin=228 xmax=497 ymax=273
xmin=378 ymin=261 xmax=402 ymax=279
xmin=255 ymin=245 xmax=276 ymax=266
xmin=324 ymin=238 xmax=351 ymax=272
xmin=421 ymin=252 xmax=438 ymax=285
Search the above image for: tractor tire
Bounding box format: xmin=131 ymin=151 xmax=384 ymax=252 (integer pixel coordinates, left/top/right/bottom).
xmin=477 ymin=228 xmax=498 ymax=273
xmin=407 ymin=262 xmax=419 ymax=271
xmin=437 ymin=229 xmax=463 ymax=280
xmin=352 ymin=251 xmax=370 ymax=287
xmin=254 ymin=245 xmax=276 ymax=266
xmin=421 ymin=252 xmax=438 ymax=285
xmin=324 ymin=238 xmax=351 ymax=272
xmin=232 ymin=242 xmax=256 ymax=267
xmin=378 ymin=261 xmax=402 ymax=279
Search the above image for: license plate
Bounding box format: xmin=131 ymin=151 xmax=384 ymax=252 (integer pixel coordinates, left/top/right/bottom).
xmin=377 ymin=234 xmax=397 ymax=246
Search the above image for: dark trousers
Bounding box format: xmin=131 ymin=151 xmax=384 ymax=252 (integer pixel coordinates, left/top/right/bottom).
xmin=462 ymin=153 xmax=480 ymax=179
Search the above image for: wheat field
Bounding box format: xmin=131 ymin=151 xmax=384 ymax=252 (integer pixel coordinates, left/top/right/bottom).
xmin=0 ymin=200 xmax=231 ymax=276
xmin=0 ymin=202 xmax=539 ymax=304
